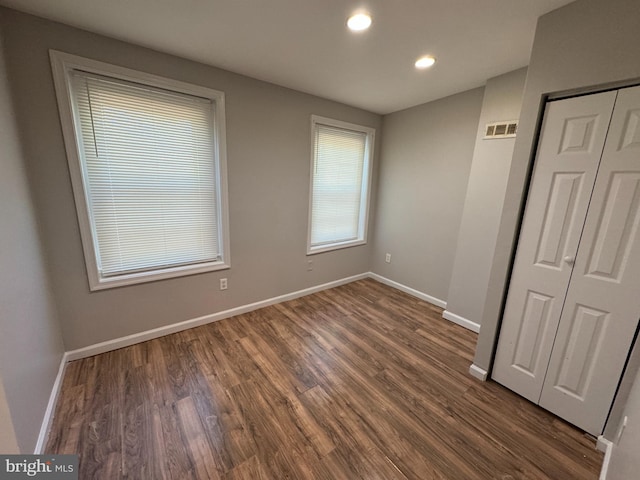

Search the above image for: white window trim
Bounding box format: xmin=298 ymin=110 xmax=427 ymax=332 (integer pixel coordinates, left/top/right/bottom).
xmin=307 ymin=115 xmax=375 ymax=255
xmin=49 ymin=50 xmax=231 ymax=290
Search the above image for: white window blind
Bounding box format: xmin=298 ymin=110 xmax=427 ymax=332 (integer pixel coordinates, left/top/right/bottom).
xmin=69 ymin=70 xmax=220 ymax=277
xmin=309 ymin=118 xmax=373 ymax=252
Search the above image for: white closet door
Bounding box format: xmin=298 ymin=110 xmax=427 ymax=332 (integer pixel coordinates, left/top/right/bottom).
xmin=539 ymin=85 xmax=640 ymax=435
xmin=492 ymin=91 xmax=617 ymax=402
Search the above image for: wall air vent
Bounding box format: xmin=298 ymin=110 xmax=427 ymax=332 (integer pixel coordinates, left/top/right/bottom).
xmin=484 ymin=120 xmax=518 ymax=139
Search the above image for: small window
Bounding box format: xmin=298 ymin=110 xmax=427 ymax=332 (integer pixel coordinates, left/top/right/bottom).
xmin=308 ymin=116 xmax=374 ymax=254
xmin=50 ymin=51 xmax=230 ymax=290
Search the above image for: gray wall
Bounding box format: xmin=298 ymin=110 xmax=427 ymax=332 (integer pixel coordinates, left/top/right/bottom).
xmin=471 ymin=0 xmax=640 ymax=439
xmin=0 ymin=22 xmax=65 ymax=453
xmin=370 ymin=88 xmax=484 ymax=301
xmin=0 ymin=8 xmax=382 ymax=351
xmin=445 ymin=68 xmax=527 ymax=326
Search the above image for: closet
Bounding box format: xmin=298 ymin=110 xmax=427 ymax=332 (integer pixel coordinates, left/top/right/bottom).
xmin=492 ymin=86 xmax=640 ymax=436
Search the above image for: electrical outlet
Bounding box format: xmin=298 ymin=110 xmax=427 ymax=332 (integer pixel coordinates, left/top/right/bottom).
xmin=220 ymin=278 xmax=228 ymax=290
xmin=385 ymin=253 xmax=391 ymax=263
xmin=307 ymin=260 xmax=314 ymax=271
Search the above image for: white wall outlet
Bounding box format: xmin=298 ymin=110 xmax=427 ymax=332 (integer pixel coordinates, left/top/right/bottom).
xmin=385 ymin=253 xmax=391 ymax=263
xmin=307 ymin=260 xmax=313 ymax=271
xmin=220 ymin=278 xmax=228 ymax=290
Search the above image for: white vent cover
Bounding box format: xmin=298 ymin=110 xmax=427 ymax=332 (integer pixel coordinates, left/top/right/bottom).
xmin=484 ymin=120 xmax=518 ymax=139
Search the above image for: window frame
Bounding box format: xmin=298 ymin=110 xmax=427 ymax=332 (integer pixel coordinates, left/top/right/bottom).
xmin=307 ymin=115 xmax=375 ymax=255
xmin=50 ymin=50 xmax=231 ymax=291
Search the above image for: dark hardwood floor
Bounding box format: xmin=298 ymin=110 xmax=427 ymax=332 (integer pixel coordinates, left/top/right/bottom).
xmin=46 ymin=279 xmax=603 ymax=479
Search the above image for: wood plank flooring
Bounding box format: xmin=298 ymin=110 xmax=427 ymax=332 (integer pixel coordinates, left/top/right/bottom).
xmin=46 ymin=279 xmax=603 ymax=479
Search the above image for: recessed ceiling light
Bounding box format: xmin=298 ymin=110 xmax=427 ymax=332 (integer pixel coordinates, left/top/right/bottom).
xmin=347 ymin=13 xmax=372 ymax=32
xmin=415 ymin=56 xmax=436 ymax=69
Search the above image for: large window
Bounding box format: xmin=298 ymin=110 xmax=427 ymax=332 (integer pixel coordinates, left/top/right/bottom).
xmin=51 ymin=51 xmax=230 ymax=290
xmin=308 ymin=116 xmax=374 ymax=254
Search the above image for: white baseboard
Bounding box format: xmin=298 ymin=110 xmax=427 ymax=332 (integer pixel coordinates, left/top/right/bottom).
xmin=368 ymin=275 xmax=482 ymax=335
xmin=442 ymin=310 xmax=481 ymax=333
xmin=597 ymin=435 xmax=612 ymax=453
xmin=34 ymin=352 xmax=69 ymax=454
xmin=66 ymin=273 xmax=369 ymax=361
xmin=598 ymin=435 xmax=614 ymax=480
xmin=469 ymin=363 xmax=488 ymax=381
xmin=367 ymin=273 xmax=447 ymax=309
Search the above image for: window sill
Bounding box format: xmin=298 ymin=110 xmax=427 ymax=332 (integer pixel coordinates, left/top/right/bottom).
xmin=88 ymin=260 xmax=230 ymax=291
xmin=307 ymin=239 xmax=367 ymax=255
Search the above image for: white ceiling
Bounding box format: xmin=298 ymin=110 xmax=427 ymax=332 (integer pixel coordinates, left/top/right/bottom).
xmin=0 ymin=0 xmax=574 ymax=114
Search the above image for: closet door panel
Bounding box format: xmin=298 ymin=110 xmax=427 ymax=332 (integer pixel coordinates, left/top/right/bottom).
xmin=492 ymin=91 xmax=617 ymax=402
xmin=540 ymin=85 xmax=640 ymax=435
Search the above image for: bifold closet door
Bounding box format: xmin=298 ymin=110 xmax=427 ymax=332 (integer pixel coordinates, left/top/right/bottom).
xmin=492 ymin=91 xmax=617 ymax=404
xmin=539 ymin=85 xmax=640 ymax=435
